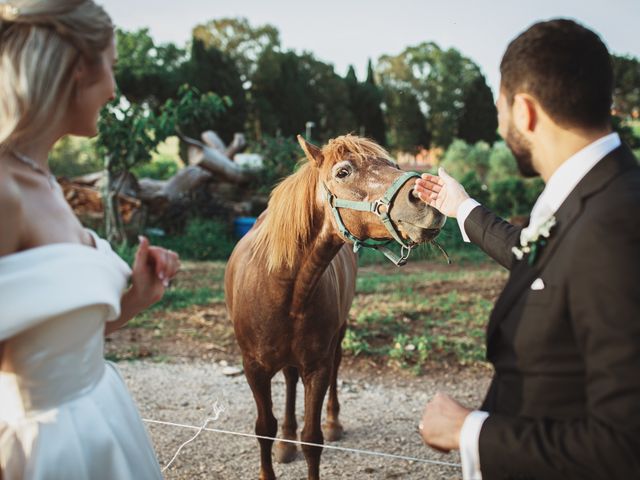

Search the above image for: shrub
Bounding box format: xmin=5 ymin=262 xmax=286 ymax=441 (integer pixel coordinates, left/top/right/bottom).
xmin=149 ymin=217 xmax=236 ymax=261
xmin=250 ymin=135 xmax=302 ymax=194
xmin=132 ymin=156 xmax=180 ymax=180
xmin=50 ymin=136 xmax=102 ymax=177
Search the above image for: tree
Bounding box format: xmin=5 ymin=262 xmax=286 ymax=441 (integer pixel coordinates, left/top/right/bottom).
xmin=184 ymin=36 xmax=247 ymax=144
xmin=440 ymin=139 xmax=491 ymax=183
xmin=192 ymin=17 xmax=280 ymax=85
xmin=457 ymin=74 xmax=498 ymax=145
xmin=114 ymin=28 xmax=187 ymax=108
xmin=251 ymin=49 xmax=354 ymax=141
xmin=377 ymin=42 xmax=492 ymax=148
xmin=487 ymin=142 xmax=518 ymax=182
xmin=612 ymin=54 xmax=640 ymax=119
xmin=345 ymin=61 xmax=387 ymax=144
xmin=382 ymin=86 xmax=430 ymax=151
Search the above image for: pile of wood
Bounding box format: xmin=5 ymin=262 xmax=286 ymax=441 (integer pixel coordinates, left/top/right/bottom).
xmin=58 ymin=131 xmax=258 ymax=231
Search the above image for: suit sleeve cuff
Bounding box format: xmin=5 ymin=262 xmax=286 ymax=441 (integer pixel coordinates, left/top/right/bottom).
xmin=460 ymin=410 xmax=489 ymax=480
xmin=457 ymin=198 xmax=481 ymax=243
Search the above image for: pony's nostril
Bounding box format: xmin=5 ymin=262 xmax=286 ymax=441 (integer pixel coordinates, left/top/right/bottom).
xmin=408 ymin=188 xmax=421 ymax=204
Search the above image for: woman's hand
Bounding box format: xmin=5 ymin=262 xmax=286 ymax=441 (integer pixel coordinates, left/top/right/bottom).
xmin=128 ymin=236 xmax=180 ymax=311
xmin=105 ymin=236 xmax=180 ymax=335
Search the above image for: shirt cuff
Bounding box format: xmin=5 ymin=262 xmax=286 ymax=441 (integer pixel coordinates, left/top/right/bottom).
xmin=459 ymin=410 xmax=489 ymax=480
xmin=457 ymin=198 xmax=481 ymax=243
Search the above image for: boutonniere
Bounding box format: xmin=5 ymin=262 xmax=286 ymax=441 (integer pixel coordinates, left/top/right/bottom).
xmin=512 ymin=215 xmax=557 ymax=265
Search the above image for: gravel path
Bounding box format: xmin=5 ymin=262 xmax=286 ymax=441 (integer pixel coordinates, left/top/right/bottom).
xmin=119 ymin=360 xmax=491 ymax=480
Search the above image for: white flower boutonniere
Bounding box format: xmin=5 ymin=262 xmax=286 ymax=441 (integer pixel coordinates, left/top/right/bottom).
xmin=512 ymin=215 xmax=557 ymax=264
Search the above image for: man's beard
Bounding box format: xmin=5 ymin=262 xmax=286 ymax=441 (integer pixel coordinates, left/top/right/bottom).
xmin=505 ymin=122 xmax=538 ymax=178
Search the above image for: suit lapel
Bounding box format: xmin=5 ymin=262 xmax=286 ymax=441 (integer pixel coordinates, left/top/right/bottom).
xmin=486 ymin=144 xmax=638 ymax=348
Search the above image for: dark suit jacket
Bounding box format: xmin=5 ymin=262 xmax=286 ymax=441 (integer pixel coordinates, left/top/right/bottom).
xmin=464 ymin=144 xmax=640 ymax=480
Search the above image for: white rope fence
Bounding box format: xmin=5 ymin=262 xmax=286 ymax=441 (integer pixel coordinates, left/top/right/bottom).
xmin=142 ymin=413 xmax=462 ymax=471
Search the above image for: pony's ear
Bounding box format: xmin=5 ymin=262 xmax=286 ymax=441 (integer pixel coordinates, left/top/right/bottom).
xmin=297 ymin=135 xmax=324 ymax=166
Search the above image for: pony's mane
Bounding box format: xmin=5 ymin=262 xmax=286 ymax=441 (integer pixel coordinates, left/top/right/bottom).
xmin=252 ymin=135 xmax=393 ymax=272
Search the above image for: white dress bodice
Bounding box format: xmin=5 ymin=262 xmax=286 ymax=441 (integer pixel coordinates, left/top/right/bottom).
xmin=0 ymin=234 xmax=162 ymax=479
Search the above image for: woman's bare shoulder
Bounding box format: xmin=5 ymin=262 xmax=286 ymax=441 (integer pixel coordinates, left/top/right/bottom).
xmin=0 ymin=159 xmax=23 ymax=255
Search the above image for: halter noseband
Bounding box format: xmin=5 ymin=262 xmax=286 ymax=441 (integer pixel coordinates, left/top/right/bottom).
xmin=324 ymin=171 xmax=421 ymax=266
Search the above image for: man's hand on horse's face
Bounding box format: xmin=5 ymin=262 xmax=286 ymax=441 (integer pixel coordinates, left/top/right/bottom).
xmin=418 ymin=391 xmax=470 ymax=453
xmin=413 ymin=167 xmax=470 ymax=218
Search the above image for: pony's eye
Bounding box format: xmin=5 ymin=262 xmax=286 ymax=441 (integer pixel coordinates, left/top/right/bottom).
xmin=336 ymin=168 xmax=351 ymax=179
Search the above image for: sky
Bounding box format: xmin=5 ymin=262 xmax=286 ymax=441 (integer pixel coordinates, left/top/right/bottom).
xmin=101 ymin=0 xmax=639 ymax=96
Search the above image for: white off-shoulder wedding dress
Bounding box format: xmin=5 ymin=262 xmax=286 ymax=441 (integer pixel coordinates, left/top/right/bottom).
xmin=0 ymin=232 xmax=163 ymax=479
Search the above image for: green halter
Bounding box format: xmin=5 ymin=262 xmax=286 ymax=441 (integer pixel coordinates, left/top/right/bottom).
xmin=324 ymin=171 xmax=421 ymax=266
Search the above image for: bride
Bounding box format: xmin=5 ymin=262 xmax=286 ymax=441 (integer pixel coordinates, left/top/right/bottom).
xmin=0 ymin=1 xmax=179 ymax=478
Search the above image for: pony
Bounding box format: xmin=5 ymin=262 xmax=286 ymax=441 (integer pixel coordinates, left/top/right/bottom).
xmin=224 ymin=135 xmax=445 ymax=479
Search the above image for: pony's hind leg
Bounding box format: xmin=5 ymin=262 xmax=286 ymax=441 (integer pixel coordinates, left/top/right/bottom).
xmin=323 ymin=324 xmax=346 ymax=441
xmin=275 ymin=366 xmax=299 ymax=463
xmin=244 ymin=360 xmax=278 ymax=480
xmin=301 ymin=364 xmax=332 ymax=480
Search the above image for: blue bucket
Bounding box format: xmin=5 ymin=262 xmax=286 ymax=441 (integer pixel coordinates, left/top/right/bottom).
xmin=234 ymin=216 xmax=257 ymax=238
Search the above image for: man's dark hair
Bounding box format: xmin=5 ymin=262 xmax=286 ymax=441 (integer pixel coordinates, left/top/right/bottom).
xmin=500 ymin=19 xmax=613 ymax=129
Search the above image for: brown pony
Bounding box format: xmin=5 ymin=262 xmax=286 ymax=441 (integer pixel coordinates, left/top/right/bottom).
xmin=224 ymin=135 xmax=445 ymax=479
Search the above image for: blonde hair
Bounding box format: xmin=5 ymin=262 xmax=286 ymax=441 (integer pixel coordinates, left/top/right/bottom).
xmin=0 ymin=0 xmax=113 ymax=150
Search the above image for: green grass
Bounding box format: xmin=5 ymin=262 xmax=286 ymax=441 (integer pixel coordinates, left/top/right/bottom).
xmin=148 ymin=287 xmax=221 ymax=311
xmin=356 ymin=220 xmax=489 ymax=267
xmin=342 ymin=263 xmax=502 ymax=373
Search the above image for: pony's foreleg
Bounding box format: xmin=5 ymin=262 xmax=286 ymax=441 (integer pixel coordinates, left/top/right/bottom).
xmin=300 ymin=365 xmax=332 ymax=480
xmin=244 ymin=361 xmax=278 ymax=480
xmin=323 ymin=324 xmax=346 ymax=441
xmin=275 ymin=366 xmax=299 ymax=463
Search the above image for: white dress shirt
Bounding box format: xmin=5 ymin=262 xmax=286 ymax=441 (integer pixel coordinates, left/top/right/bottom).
xmin=456 ymin=132 xmax=621 ymax=480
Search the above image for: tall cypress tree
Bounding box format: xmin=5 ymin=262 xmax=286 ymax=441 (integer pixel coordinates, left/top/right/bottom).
xmin=345 ymin=61 xmax=387 ymax=145
xmin=186 ymin=37 xmax=247 ymax=143
xmin=457 ymin=74 xmax=498 ymax=145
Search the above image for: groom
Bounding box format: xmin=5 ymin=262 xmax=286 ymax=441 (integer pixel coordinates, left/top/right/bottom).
xmin=414 ymin=19 xmax=640 ymax=480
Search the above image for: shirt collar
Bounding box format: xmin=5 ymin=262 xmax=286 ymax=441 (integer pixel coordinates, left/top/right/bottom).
xmin=532 ymin=132 xmax=621 ymax=217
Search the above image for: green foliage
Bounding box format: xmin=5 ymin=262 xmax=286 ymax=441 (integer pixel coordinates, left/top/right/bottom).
xmin=489 ymin=177 xmax=544 ymax=217
xmin=345 ymin=62 xmax=387 ymax=145
xmin=115 ymin=28 xmax=187 ymax=108
xmin=50 ymin=136 xmax=101 ymax=177
xmin=249 ymin=135 xmax=301 ymax=193
xmin=612 ymin=54 xmax=640 ymax=119
xmin=613 ymin=115 xmax=640 ymax=149
xmin=341 ymin=329 xmax=371 ymax=357
xmin=382 ymin=87 xmax=431 ymax=151
xmin=440 ymin=139 xmax=491 ymax=182
xmin=148 ymin=287 xmax=216 ymax=311
xmin=131 ymin=156 xmax=179 ymax=180
xmin=487 ymin=142 xmax=518 ymax=181
xmin=251 ymin=49 xmax=355 ymax=142
xmin=184 ymin=38 xmax=246 ymax=143
xmin=97 ymin=96 xmax=161 ymax=174
xmin=149 ymin=217 xmax=236 ymax=261
xmin=377 ymin=42 xmax=492 ymax=149
xmin=192 ymin=17 xmax=280 ymax=83
xmin=157 ymin=85 xmax=229 ymax=141
xmin=457 ymin=74 xmax=498 ymax=145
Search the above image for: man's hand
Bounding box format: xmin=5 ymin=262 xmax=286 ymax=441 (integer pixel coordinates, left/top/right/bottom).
xmin=419 ymin=392 xmax=471 ymax=453
xmin=413 ymin=167 xmax=470 ymax=218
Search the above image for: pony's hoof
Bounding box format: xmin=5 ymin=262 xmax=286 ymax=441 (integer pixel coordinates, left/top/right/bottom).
xmin=323 ymin=421 xmax=344 ymax=442
xmin=275 ymin=440 xmax=298 ymax=463
xmin=258 ymin=468 xmax=276 ymax=480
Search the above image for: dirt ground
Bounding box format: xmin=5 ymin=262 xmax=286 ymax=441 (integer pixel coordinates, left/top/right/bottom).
xmin=107 ymin=259 xmax=505 ymax=479
xmin=120 ymin=360 xmax=492 ymax=480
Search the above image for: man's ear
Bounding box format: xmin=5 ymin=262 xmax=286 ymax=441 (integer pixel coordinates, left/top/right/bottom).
xmin=297 ymin=135 xmax=324 ymax=167
xmin=512 ymin=93 xmax=538 ymax=134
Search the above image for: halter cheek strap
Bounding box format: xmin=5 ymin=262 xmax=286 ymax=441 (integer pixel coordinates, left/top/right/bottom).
xmin=324 ymin=171 xmax=421 ymax=266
